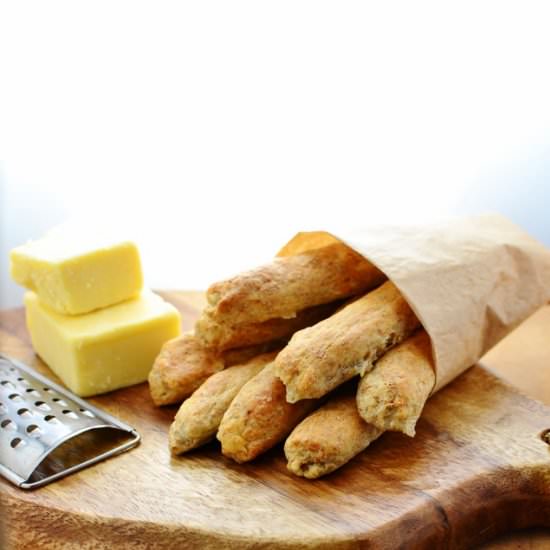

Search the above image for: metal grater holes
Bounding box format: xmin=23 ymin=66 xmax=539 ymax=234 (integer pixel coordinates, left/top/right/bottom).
xmin=0 ymin=354 xmax=140 ymax=489
xmin=1 ymin=419 xmax=16 ymax=430
xmin=52 ymin=397 xmax=68 ymax=407
xmin=26 ymin=424 xmax=41 ymax=437
xmin=10 ymin=437 xmax=25 ymax=449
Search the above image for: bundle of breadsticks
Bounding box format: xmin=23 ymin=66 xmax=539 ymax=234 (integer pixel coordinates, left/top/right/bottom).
xmin=149 ymin=215 xmax=550 ymax=478
xmin=148 ymin=241 xmax=437 ymax=478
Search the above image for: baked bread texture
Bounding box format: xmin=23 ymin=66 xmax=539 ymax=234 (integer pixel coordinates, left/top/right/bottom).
xmin=149 ymin=333 xmax=282 ymax=406
xmin=275 ymin=281 xmax=421 ymax=403
xmin=148 ymin=333 xmax=225 ymax=406
xmin=285 ymin=387 xmax=382 ymax=479
xmin=203 ymin=242 xmax=385 ymax=327
xmin=195 ymin=301 xmax=341 ymax=351
xmin=217 ymin=363 xmax=318 ymax=463
xmin=169 ymin=352 xmax=277 ymax=454
xmin=154 ymin=238 xmax=437 ymax=478
xmin=356 ymin=330 xmax=435 ymax=436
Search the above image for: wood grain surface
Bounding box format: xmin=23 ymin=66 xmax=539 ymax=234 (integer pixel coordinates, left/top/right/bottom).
xmin=1 ymin=291 xmax=550 ymax=550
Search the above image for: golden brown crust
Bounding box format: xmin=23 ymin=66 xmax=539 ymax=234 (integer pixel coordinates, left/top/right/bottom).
xmin=275 ymin=281 xmax=421 ymax=403
xmin=217 ymin=364 xmax=318 ymax=463
xmin=356 ymin=330 xmax=435 ymax=436
xmin=204 ymin=242 xmax=385 ymax=326
xmin=195 ymin=301 xmax=341 ymax=351
xmin=285 ymin=390 xmax=383 ymax=479
xmin=148 ymin=333 xmax=224 ymax=406
xmin=169 ymin=352 xmax=277 ymax=454
xmin=221 ymin=341 xmax=282 ymax=367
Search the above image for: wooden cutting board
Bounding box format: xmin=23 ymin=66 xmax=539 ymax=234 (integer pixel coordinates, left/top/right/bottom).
xmin=1 ymin=292 xmax=550 ymax=550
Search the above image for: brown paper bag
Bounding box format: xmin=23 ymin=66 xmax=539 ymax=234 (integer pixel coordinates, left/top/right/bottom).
xmin=278 ymin=214 xmax=550 ymax=392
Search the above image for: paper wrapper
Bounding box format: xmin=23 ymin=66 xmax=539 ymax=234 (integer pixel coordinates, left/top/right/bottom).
xmin=277 ymin=214 xmax=550 ymax=393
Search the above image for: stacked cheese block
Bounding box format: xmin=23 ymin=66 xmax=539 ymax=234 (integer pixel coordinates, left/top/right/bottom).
xmin=10 ymin=230 xmax=181 ymax=397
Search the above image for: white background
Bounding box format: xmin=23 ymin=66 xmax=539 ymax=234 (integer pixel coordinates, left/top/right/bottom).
xmin=1 ymin=1 xmax=550 ymax=308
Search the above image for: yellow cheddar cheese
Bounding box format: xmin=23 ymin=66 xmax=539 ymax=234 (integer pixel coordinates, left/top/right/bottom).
xmin=25 ymin=290 xmax=181 ymax=397
xmin=11 ymin=232 xmax=143 ymax=315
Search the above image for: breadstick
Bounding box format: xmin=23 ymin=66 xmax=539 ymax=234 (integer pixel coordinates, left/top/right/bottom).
xmin=148 ymin=333 xmax=224 ymax=406
xmin=217 ymin=363 xmax=318 ymax=463
xmin=169 ymin=352 xmax=277 ymax=454
xmin=195 ymin=300 xmax=341 ymax=351
xmin=356 ymin=330 xmax=435 ymax=436
xmin=275 ymin=281 xmax=421 ymax=403
xmin=285 ymin=390 xmax=383 ymax=479
xmin=149 ymin=331 xmax=283 ymax=406
xmin=221 ymin=341 xmax=282 ymax=366
xmin=204 ymin=242 xmax=385 ymax=327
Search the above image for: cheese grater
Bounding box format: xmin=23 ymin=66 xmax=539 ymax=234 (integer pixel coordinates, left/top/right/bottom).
xmin=0 ymin=353 xmax=140 ymax=489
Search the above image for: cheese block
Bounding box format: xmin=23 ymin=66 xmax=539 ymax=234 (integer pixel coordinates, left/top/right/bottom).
xmin=10 ymin=231 xmax=143 ymax=315
xmin=25 ymin=290 xmax=181 ymax=397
